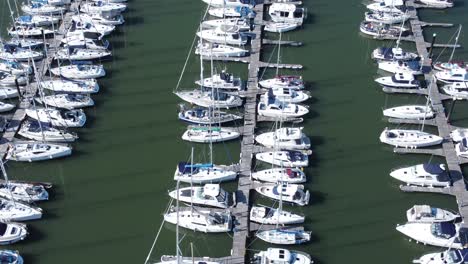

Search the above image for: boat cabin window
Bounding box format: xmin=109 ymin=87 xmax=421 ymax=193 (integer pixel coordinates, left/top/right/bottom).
xmin=279 ymin=11 xmax=289 ymax=18
xmin=293 ymin=10 xmax=303 ymax=18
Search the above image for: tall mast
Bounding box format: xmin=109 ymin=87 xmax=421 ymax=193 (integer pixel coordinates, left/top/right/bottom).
xmin=190 ymin=147 xmax=194 ymax=215
xmin=0 ymin=161 xmax=16 ymax=207
xmin=209 ymin=47 xmax=214 ymax=166
xmin=449 ymin=25 xmax=462 ymax=62
xmin=199 ymin=23 xmax=204 ymax=93
xmin=395 ymin=10 xmax=407 ymax=50
xmin=276 ymin=32 xmax=282 ymax=76
xmin=175 ymin=177 xmax=181 ymax=264
xmin=421 ymin=77 xmax=433 ymax=132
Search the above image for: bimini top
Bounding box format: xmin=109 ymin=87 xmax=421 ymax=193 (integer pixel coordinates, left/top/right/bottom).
xmin=234 ymin=6 xmax=256 ymax=17
xmin=422 ymin=163 xmax=446 ymax=175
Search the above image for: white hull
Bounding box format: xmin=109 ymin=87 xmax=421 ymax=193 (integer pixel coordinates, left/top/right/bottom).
xmin=382 ymin=105 xmax=434 ymax=119
xmin=379 ymin=129 xmax=443 ymax=148
xmin=396 ymin=222 xmax=462 ymax=249
xmin=251 ymin=168 xmax=306 ymax=183
xmin=196 ymin=43 xmax=247 ymax=57
xmin=0 ymin=223 xmax=27 ymax=245
xmin=390 ymin=164 xmax=450 ymax=187
xmin=7 ymin=142 xmax=72 ymax=162
xmin=175 ymin=90 xmax=243 ymax=109
xmin=164 ymin=210 xmax=231 ymax=233
xmin=250 ymin=206 xmax=305 ymax=225
xmin=50 ymin=64 xmax=106 ymax=79
xmin=25 ymin=108 xmax=86 ymax=127
xmin=256 ymin=151 xmax=309 ymax=167
xmin=182 ymin=128 xmax=240 ymax=143
xmin=255 ymin=184 xmax=310 ymax=206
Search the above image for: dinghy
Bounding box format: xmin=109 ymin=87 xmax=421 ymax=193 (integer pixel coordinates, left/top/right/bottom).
xmin=39 ymin=94 xmax=94 ymax=109
xmin=8 ymin=26 xmax=55 ymax=38
xmin=56 ymin=47 xmax=111 ymax=60
xmin=268 ymin=3 xmax=305 ymax=25
xmin=0 ymin=88 xmax=19 ymax=99
xmin=253 ymin=248 xmax=312 ymax=264
xmin=442 ymin=82 xmax=468 ymax=99
xmin=196 ymin=42 xmax=248 ymax=57
xmin=6 ymin=142 xmax=72 ymax=162
xmin=435 ymin=69 xmax=468 ymax=83
xmin=40 ymin=79 xmax=100 ymax=93
xmin=0 ymin=198 xmax=42 ymax=221
xmin=255 ymin=127 xmax=311 ymax=150
xmin=197 ymin=25 xmax=248 ymax=46
xmin=382 ymin=105 xmax=433 ymax=119
xmin=195 ymin=71 xmax=243 ymax=90
xmin=22 ymin=3 xmax=66 ymax=15
xmin=202 ymin=18 xmax=251 ymax=31
xmin=374 ymin=72 xmax=420 ymax=88
xmin=256 ymin=229 xmax=311 ymax=245
xmin=251 ymin=168 xmax=306 ymax=183
xmin=18 ymin=121 xmax=78 ymax=142
xmin=168 ymin=184 xmax=230 ymax=208
xmin=182 ymin=126 xmax=240 ymax=143
xmin=178 ymin=107 xmax=242 ymax=125
xmin=50 ymin=63 xmax=106 ymax=79
xmin=390 ymin=163 xmax=451 ymax=187
xmin=379 ymin=128 xmax=443 ymax=148
xmin=0 ymin=102 xmax=15 ymax=113
xmin=0 ymin=182 xmax=48 ymax=203
xmin=25 ymin=108 xmax=86 ymax=127
xmin=0 ymin=72 xmax=27 ymax=87
xmin=259 ymin=76 xmax=304 ymax=90
xmin=0 ymin=250 xmax=23 ymax=264
xmin=372 ymin=47 xmax=418 ymax=61
xmin=407 ymin=205 xmax=459 ymax=223
xmin=250 ymin=206 xmax=305 ymax=225
xmin=175 ymin=89 xmax=243 ymax=109
xmin=164 ymin=209 xmax=232 ymax=233
xmin=396 ymin=222 xmax=463 ymax=248
xmin=413 ymin=249 xmax=468 ymax=264
xmin=0 ymin=45 xmax=43 ymax=61
xmin=0 ymin=223 xmax=27 ymax=245
xmin=174 ymin=162 xmax=237 ymax=184
xmin=16 ymin=15 xmax=60 ymax=26
xmin=256 ymin=183 xmax=310 ymax=206
xmin=257 ymin=96 xmax=309 ymax=118
xmin=256 ymin=150 xmax=309 ymax=167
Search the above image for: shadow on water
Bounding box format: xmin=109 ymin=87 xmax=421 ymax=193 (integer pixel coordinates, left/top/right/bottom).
xmin=24 ymin=225 xmax=46 ymax=244
xmin=309 ymin=190 xmax=326 ymax=206
xmin=125 ymin=16 xmax=145 ymax=27
xmin=303 ymin=13 xmax=316 ymax=25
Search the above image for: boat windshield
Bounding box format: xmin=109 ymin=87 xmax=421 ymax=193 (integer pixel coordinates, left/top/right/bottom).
xmin=431 ymin=223 xmax=456 ymax=239
xmin=0 ymin=223 xmax=7 ymax=236
xmin=445 ymin=250 xmax=462 ymax=263
xmin=0 ymin=253 xmax=16 ymax=263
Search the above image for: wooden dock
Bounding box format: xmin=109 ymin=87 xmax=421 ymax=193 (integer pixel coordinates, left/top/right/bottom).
xmin=0 ymin=1 xmax=80 ymax=158
xmin=393 ymin=0 xmax=468 ymax=228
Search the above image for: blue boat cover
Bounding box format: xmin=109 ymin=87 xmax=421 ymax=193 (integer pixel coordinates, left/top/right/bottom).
xmin=177 ymin=162 xmax=213 ymax=174
xmin=457 ymin=228 xmax=468 ymax=248
xmin=406 ymin=60 xmax=421 ymax=70
xmin=18 ymin=16 xmax=32 ymax=23
xmin=422 ymin=163 xmax=445 ymax=175
xmin=438 ymin=222 xmax=456 ymax=237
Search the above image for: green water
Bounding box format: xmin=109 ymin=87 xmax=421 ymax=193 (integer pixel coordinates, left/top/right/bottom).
xmin=0 ymin=0 xmax=468 ymax=263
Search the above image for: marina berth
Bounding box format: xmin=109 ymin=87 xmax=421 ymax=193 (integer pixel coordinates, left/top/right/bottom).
xmin=255 ymin=183 xmax=310 ymax=206
xmin=181 ymin=126 xmax=240 ymax=143
xmin=0 ymin=45 xmax=43 ymax=62
xmin=435 ymin=69 xmax=468 ymax=83
xmin=38 ymin=94 xmax=95 ymax=109
xmin=250 ymin=205 xmax=305 ymax=225
xmin=195 ymin=71 xmax=243 ymax=90
xmin=390 ymin=163 xmax=451 ymax=187
xmin=50 ymin=63 xmax=106 ymax=79
xmin=25 ymin=108 xmax=87 ymax=127
xmin=163 ymin=209 xmax=232 ymax=233
xmin=251 ymin=168 xmax=307 ymax=183
xmin=175 ymin=89 xmax=243 ymax=109
xmin=268 ymin=3 xmax=305 ymax=25
xmin=40 ymin=79 xmax=100 ymax=94
xmin=378 ymin=60 xmax=422 ymax=75
xmin=18 ymin=121 xmax=78 ymax=143
xmin=396 ymin=222 xmax=464 ymax=249
xmin=382 ymin=105 xmax=434 ymax=119
xmin=178 ymin=107 xmax=242 ymax=125
xmin=15 ymin=15 xmax=60 ymax=27
xmin=371 ymin=47 xmax=418 ymax=61
xmin=255 ymin=127 xmax=311 ymax=150
xmin=174 ymin=162 xmax=237 ymax=184
xmin=0 ymin=198 xmax=43 ymax=221
xmin=195 ymin=42 xmax=248 ymax=57
xmin=253 ymin=248 xmax=312 ymax=264
xmin=0 ymin=223 xmax=27 ymax=245
xmin=379 ymin=128 xmax=443 ymax=148
xmin=168 ymin=184 xmax=230 ymax=209
xmin=406 ymin=205 xmax=459 ymax=223
xmin=256 ymin=229 xmax=311 ymax=245
xmin=442 ymin=82 xmax=468 ymax=99
xmin=374 ymin=72 xmax=420 ymax=88
xmin=256 ymin=150 xmax=309 ymax=167
xmin=196 ymin=25 xmax=248 ymax=46
xmin=413 ymin=249 xmax=468 ymax=264
xmin=6 ymin=142 xmax=72 ymax=162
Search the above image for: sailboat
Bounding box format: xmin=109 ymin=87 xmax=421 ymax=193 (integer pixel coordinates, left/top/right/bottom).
xmin=38 ymin=94 xmax=95 ymax=109
xmin=15 ymin=15 xmax=60 ymax=27
xmin=168 ymin=184 xmax=230 ymax=209
xmin=256 ymin=229 xmax=311 ymax=245
xmin=250 ymin=205 xmax=305 ymax=225
xmin=255 ymin=127 xmax=311 ymax=150
xmin=0 ymin=72 xmax=27 ymax=87
xmin=21 ymin=3 xmax=66 ymax=15
xmin=50 ymin=63 xmax=106 ymax=79
xmin=178 ymin=106 xmax=242 ymax=125
xmin=18 ymin=120 xmax=78 ymax=143
xmin=255 ymin=183 xmax=310 ymax=206
xmin=40 ymin=79 xmax=100 ymax=93
xmin=71 ymin=13 xmax=125 ymax=26
xmin=251 ymin=168 xmax=306 ymax=183
xmin=0 ymin=45 xmax=43 ymax=62
xmin=6 ymin=142 xmax=72 ymax=162
xmin=195 ymin=42 xmax=248 ymax=57
xmin=25 ymin=108 xmax=86 ymax=127
xmin=0 ymin=222 xmax=28 ymax=245
xmin=182 ymin=126 xmax=240 ymax=143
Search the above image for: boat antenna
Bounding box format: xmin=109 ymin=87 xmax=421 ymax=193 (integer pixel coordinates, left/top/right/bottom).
xmin=449 ymin=25 xmax=462 ymax=63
